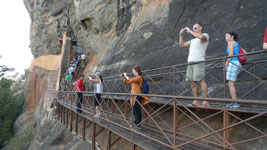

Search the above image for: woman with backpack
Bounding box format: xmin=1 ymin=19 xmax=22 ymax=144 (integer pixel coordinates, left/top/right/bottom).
xmin=122 ymin=66 xmax=151 ymax=131
xmin=88 ymin=72 xmax=103 ymax=118
xmin=225 ymin=32 xmax=247 ymax=108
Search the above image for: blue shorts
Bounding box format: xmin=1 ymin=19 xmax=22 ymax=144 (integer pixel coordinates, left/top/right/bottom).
xmin=226 ymin=61 xmax=241 ymax=81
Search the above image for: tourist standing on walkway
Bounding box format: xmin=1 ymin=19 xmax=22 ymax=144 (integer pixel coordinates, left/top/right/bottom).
xmin=68 ymin=65 xmax=75 ymax=81
xmin=65 ymin=72 xmax=70 ymax=83
xmin=179 ymin=23 xmax=210 ymax=107
xmin=81 ymin=54 xmax=86 ymax=68
xmin=225 ymin=32 xmax=247 ymax=108
xmin=60 ymin=77 xmax=66 ymax=91
xmin=88 ymin=72 xmax=103 ymax=118
xmin=74 ymin=75 xmax=85 ymax=113
xmin=122 ymin=66 xmax=151 ymax=130
xmin=263 ymin=27 xmax=267 ymax=50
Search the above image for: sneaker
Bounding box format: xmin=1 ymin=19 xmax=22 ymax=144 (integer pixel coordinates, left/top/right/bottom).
xmin=232 ymin=103 xmax=240 ymax=108
xmin=134 ymin=126 xmax=142 ymax=131
xmin=94 ymin=113 xmax=100 ymax=118
xmin=226 ymin=103 xmax=240 ymax=108
xmin=131 ymin=123 xmax=137 ymax=128
xmin=226 ymin=103 xmax=234 ymax=108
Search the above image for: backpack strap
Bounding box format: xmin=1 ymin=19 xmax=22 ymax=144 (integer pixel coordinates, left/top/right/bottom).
xmin=137 ymin=76 xmax=143 ymax=89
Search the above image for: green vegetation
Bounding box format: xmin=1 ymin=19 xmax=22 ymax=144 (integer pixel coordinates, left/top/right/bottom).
xmin=0 ymin=78 xmax=25 ymax=148
xmin=2 ymin=127 xmax=34 ymax=150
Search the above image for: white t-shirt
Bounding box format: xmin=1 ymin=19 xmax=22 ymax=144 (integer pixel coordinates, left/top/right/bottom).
xmin=81 ymin=54 xmax=86 ymax=60
xmin=187 ymin=33 xmax=209 ymax=62
xmin=94 ymin=79 xmax=103 ymax=93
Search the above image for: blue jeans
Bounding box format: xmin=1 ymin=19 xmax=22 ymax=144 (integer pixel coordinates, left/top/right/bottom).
xmin=76 ymin=92 xmax=83 ymax=113
xmin=133 ymin=96 xmax=142 ymax=127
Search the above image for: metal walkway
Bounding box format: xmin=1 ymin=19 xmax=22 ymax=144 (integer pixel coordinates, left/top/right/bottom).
xmin=54 ymin=91 xmax=267 ymax=150
xmin=54 ymin=50 xmax=267 ymax=150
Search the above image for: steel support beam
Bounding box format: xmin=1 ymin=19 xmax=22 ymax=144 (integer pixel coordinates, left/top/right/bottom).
xmin=107 ymin=130 xmax=111 ymax=150
xmin=75 ymin=113 xmax=78 ymax=135
xmin=70 ymin=110 xmax=73 ymax=131
xmin=173 ymin=100 xmax=178 ymax=149
xmin=223 ymin=111 xmax=231 ymax=150
xmin=66 ymin=109 xmax=69 ymax=128
xmin=63 ymin=106 xmax=65 ymax=125
xmin=83 ymin=117 xmax=86 ymax=140
xmin=92 ymin=122 xmax=96 ymax=150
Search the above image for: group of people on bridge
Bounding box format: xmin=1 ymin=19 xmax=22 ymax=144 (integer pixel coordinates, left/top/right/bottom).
xmin=179 ymin=23 xmax=267 ymax=108
xmin=60 ymin=53 xmax=87 ymax=91
xmin=63 ymin=24 xmax=267 ymax=131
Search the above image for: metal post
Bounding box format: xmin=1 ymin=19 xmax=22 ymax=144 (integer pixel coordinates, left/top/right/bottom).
xmin=75 ymin=113 xmax=78 ymax=135
xmin=223 ymin=111 xmax=231 ymax=150
xmin=223 ymin=59 xmax=226 ymax=99
xmin=83 ymin=117 xmax=86 ymax=140
xmin=254 ymin=63 xmax=256 ymax=99
xmin=173 ymin=99 xmax=177 ymax=149
xmin=132 ymin=144 xmax=136 ymax=150
xmin=131 ymin=103 xmax=134 ymax=150
xmin=66 ymin=109 xmax=69 ymax=128
xmin=63 ymin=106 xmax=65 ymax=125
xmin=70 ymin=111 xmax=73 ymax=131
xmin=60 ymin=105 xmax=62 ymax=122
xmin=57 ymin=102 xmax=60 ymax=118
xmin=124 ymin=103 xmax=129 ymax=119
xmin=172 ymin=67 xmax=175 ymax=95
xmin=107 ymin=130 xmax=111 ymax=150
xmin=92 ymin=122 xmax=96 ymax=150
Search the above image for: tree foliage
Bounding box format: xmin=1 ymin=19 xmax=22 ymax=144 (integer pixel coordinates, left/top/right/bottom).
xmin=0 ymin=56 xmax=15 ymax=78
xmin=0 ymin=77 xmax=24 ymax=148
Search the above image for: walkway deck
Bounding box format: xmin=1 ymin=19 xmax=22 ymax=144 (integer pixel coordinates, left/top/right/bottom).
xmin=57 ymin=100 xmax=216 ymax=150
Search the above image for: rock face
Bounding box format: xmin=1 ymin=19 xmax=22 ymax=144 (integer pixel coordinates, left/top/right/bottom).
xmin=24 ymin=0 xmax=267 ymax=73
xmin=17 ymin=0 xmax=267 ymax=150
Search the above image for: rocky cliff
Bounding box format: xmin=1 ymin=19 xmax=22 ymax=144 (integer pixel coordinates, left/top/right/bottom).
xmin=24 ymin=0 xmax=267 ymax=73
xmin=13 ymin=0 xmax=267 ymax=150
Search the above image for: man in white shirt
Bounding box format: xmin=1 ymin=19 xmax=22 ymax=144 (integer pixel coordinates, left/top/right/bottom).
xmin=68 ymin=65 xmax=75 ymax=80
xmin=81 ymin=54 xmax=86 ymax=68
xmin=179 ymin=23 xmax=209 ymax=107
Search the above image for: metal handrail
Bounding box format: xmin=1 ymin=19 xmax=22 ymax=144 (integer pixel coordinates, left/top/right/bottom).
xmin=103 ymin=50 xmax=267 ymax=79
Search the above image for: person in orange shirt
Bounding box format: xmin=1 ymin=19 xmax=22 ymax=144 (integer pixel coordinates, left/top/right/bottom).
xmin=122 ymin=66 xmax=151 ymax=131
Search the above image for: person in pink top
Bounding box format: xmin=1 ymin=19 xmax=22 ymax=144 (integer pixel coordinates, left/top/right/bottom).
xmin=75 ymin=75 xmax=85 ymax=113
xmin=263 ymin=27 xmax=267 ymax=50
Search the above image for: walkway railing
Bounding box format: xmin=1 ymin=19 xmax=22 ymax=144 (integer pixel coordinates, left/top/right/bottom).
xmin=55 ymin=91 xmax=267 ymax=150
xmin=76 ymin=50 xmax=267 ymax=110
xmin=55 ymin=50 xmax=267 ymax=149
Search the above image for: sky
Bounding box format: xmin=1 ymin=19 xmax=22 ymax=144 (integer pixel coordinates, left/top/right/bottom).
xmin=0 ymin=0 xmax=33 ymax=77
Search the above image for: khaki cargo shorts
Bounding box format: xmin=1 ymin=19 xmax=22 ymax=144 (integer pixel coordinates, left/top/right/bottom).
xmin=186 ymin=62 xmax=205 ymax=82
